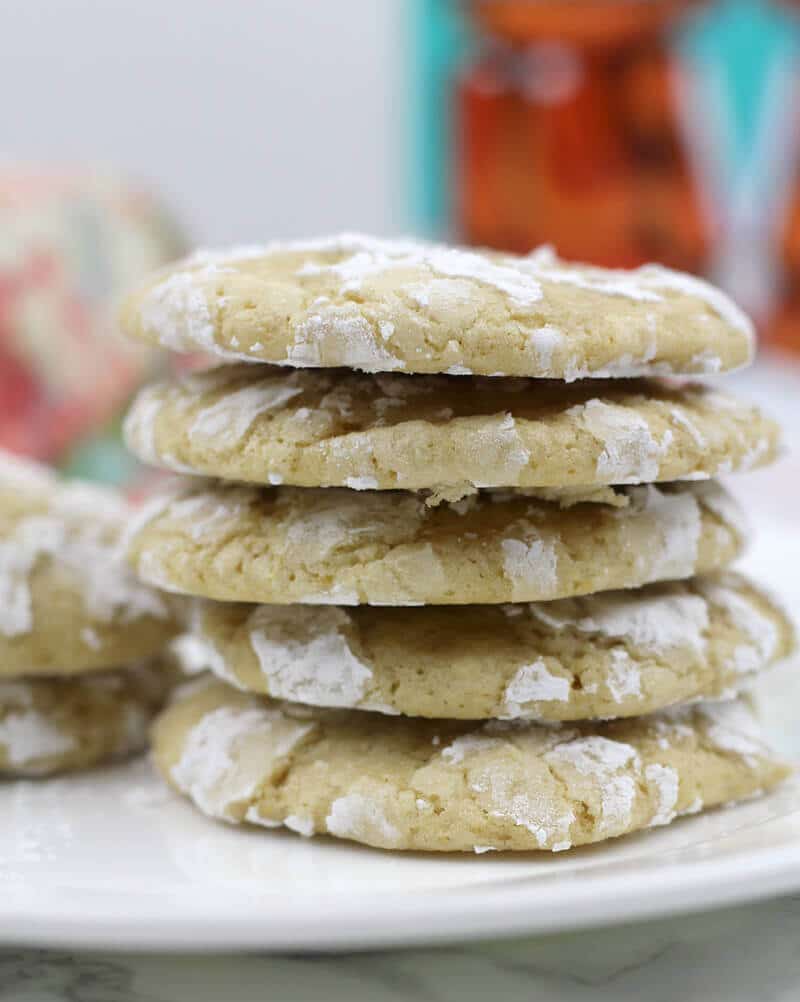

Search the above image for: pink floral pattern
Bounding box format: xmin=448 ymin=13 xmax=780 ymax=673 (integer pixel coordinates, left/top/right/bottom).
xmin=0 ymin=168 xmax=184 ymax=463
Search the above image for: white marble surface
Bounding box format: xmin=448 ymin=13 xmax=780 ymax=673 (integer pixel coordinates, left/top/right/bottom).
xmin=6 ymin=896 xmax=800 ymax=1002
xmin=5 ymin=356 xmax=800 ymax=1001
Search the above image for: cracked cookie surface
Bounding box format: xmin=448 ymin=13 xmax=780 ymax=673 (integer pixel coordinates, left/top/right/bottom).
xmin=120 ymin=234 xmax=754 ymax=378
xmin=126 ymin=479 xmax=746 ymax=606
xmin=187 ymin=572 xmax=795 ymax=721
xmin=151 ymin=677 xmax=788 ymax=852
xmin=123 ymin=365 xmax=780 ymax=491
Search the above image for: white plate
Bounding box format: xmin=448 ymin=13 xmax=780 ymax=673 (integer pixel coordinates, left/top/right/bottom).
xmin=3 ymin=761 xmax=800 ymax=952
xmin=2 ymin=520 xmax=799 ymax=954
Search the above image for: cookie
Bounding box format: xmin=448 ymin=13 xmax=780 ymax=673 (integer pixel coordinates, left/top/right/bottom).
xmin=0 ymin=660 xmax=172 ymax=776
xmin=151 ymin=677 xmax=788 ymax=852
xmin=126 ymin=479 xmax=745 ymax=606
xmin=188 ymin=572 xmax=794 ymax=721
xmin=119 ymin=235 xmax=754 ymax=378
xmin=123 ymin=365 xmax=779 ymax=492
xmin=0 ymin=452 xmax=177 ymax=674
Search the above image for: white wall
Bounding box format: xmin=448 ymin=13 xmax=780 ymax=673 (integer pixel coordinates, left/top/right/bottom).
xmin=1 ymin=0 xmax=405 ymax=245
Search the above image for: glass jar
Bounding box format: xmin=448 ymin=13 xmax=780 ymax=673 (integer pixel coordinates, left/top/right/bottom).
xmin=767 ymin=1 xmax=800 ymax=355
xmin=455 ymin=0 xmax=712 ymax=270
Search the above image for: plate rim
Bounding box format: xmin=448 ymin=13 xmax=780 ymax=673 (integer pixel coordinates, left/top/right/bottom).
xmin=6 ymin=806 xmax=800 ymax=953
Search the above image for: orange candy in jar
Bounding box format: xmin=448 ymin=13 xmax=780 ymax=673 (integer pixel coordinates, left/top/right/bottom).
xmin=455 ymin=0 xmax=712 ymax=270
xmin=771 ymin=173 xmax=800 ymax=355
xmin=768 ymin=1 xmax=800 ymax=355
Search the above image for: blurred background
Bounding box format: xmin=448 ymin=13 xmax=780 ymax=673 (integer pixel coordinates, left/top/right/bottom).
xmin=1 ymin=0 xmax=799 ymax=487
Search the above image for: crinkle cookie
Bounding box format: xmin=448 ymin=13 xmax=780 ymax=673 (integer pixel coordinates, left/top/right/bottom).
xmin=0 ymin=660 xmax=172 ymax=777
xmin=0 ymin=452 xmax=177 ymax=674
xmin=123 ymin=365 xmax=779 ymax=492
xmin=187 ymin=572 xmax=795 ymax=721
xmin=119 ymin=234 xmax=754 ymax=378
xmin=151 ymin=677 xmax=788 ymax=852
xmin=126 ymin=479 xmax=745 ymax=606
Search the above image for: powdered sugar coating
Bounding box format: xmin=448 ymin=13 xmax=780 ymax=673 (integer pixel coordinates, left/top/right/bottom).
xmin=244 ymin=805 xmax=282 ymax=829
xmin=0 ymin=531 xmax=44 ymax=636
xmin=738 ymin=437 xmax=771 ymax=472
xmin=605 ymin=650 xmax=643 ymax=703
xmin=283 ymin=814 xmax=315 ymax=837
xmin=645 ymin=763 xmax=680 ymax=826
xmin=138 ymin=271 xmax=214 ymax=352
xmin=529 ymin=325 xmax=564 ymax=369
xmin=296 ymin=234 xmax=545 ymax=307
xmin=528 ymin=588 xmax=710 ymax=656
xmin=698 ymin=701 xmax=768 ymax=766
xmin=566 ymin=399 xmax=672 ymax=482
xmin=343 ymin=476 xmax=379 ymax=491
xmin=469 ymin=414 xmax=532 ymax=486
xmin=183 ymin=607 xmax=242 ymax=688
xmin=137 ymin=265 xmax=250 ymax=360
xmin=157 ymin=680 xmax=786 ymax=852
xmin=288 ymin=305 xmax=406 ymax=371
xmin=0 ymin=706 xmax=75 ymax=768
xmin=247 ymin=606 xmax=373 ymax=708
xmin=0 ymin=480 xmax=169 ymax=641
xmin=501 ymin=660 xmax=570 ymax=717
xmin=689 ymin=481 xmax=750 ymax=543
xmin=121 ymin=385 xmax=166 ymax=465
xmin=635 ymin=264 xmax=753 ymax=337
xmin=326 ymin=793 xmax=400 ymax=846
xmin=172 ymin=704 xmax=314 ymax=820
xmin=128 ymin=480 xmax=744 ymax=607
xmin=523 ymin=246 xmax=752 ymax=338
xmin=0 ymin=663 xmax=171 ymax=776
xmin=192 ymin=566 xmax=792 ymax=722
xmin=670 ymin=407 xmax=707 ymax=449
xmin=124 ymin=234 xmax=755 ymax=379
xmin=501 ymin=536 xmax=559 ymax=600
xmin=300 ymin=585 xmax=361 ymax=606
xmin=81 ymin=627 xmax=102 ymax=650
xmin=634 ymin=485 xmax=703 ymax=581
xmin=169 ymin=634 xmax=221 ymax=676
xmin=697 ymin=576 xmax=781 ymax=675
xmin=441 ymin=732 xmax=504 ymax=765
xmin=296 ymin=236 xmax=753 ymax=339
xmin=190 ymin=380 xmax=303 ymax=445
xmin=123 ymin=365 xmax=780 ymax=494
xmin=546 ymin=736 xmax=639 ymax=835
xmin=477 ymin=770 xmax=575 ymax=850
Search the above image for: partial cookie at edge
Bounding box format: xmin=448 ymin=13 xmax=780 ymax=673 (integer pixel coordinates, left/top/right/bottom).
xmin=0 ymin=455 xmax=178 ymax=673
xmin=0 ymin=660 xmax=173 ymax=777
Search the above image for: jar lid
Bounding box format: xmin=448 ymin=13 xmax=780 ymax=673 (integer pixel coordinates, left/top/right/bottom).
xmin=471 ymin=1 xmax=703 ymax=46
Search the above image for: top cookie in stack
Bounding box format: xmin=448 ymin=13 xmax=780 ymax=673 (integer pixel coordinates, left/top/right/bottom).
xmin=120 ymin=235 xmax=792 ymax=854
xmin=120 ymin=234 xmax=751 ymax=378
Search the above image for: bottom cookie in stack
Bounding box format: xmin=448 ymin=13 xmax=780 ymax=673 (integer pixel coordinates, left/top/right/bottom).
xmin=152 ymin=677 xmax=788 ymax=853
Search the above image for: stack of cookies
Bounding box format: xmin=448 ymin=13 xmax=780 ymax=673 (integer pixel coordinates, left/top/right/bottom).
xmin=120 ymin=235 xmax=795 ymax=853
xmin=0 ymin=451 xmax=177 ymax=777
